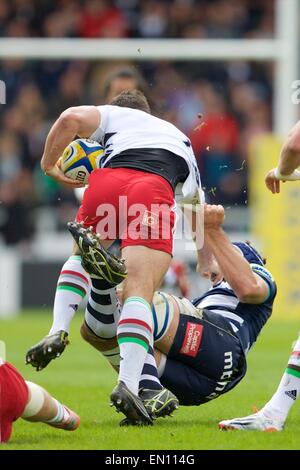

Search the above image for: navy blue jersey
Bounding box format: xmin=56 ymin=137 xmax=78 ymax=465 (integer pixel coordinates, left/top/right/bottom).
xmin=192 ymin=263 xmax=277 ymax=354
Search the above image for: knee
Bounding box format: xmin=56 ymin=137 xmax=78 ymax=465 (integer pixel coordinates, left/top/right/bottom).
xmin=80 ymin=322 xmax=95 ymax=345
xmin=22 ymin=382 xmax=46 ymax=419
xmin=121 ymin=276 xmax=154 ymax=304
xmin=80 ymin=321 xmax=117 ymax=352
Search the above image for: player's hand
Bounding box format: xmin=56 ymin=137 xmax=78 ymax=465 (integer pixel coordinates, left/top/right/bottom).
xmin=44 ymin=163 xmax=84 ymax=188
xmin=25 ymin=331 xmax=69 ymax=371
xmin=204 ymin=204 xmax=225 ymax=229
xmin=265 ymin=168 xmax=281 ymax=194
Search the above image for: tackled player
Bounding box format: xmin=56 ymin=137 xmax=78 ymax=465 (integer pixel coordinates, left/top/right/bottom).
xmin=27 ymin=204 xmax=276 ymax=426
xmin=30 ymin=89 xmax=202 ymax=425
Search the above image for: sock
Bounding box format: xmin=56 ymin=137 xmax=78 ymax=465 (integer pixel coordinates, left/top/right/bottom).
xmin=139 ymin=346 xmax=163 ymax=391
xmin=49 ymin=256 xmax=90 ymax=335
xmin=46 ymin=399 xmax=70 ymax=424
xmin=263 ymin=333 xmax=300 ymax=422
xmin=117 ymin=297 xmax=153 ymax=395
xmin=101 ymin=345 xmax=121 ymax=371
xmin=85 ymin=278 xmax=121 ymax=339
xmin=157 ymin=352 xmax=167 ymax=378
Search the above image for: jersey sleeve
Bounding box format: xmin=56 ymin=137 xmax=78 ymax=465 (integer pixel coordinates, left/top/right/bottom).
xmin=250 ymin=263 xmax=276 ymax=302
xmin=89 ymin=105 xmax=111 ymax=142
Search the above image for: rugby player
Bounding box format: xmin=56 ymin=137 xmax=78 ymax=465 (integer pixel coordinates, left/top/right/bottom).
xmin=0 ymin=355 xmax=79 ymax=443
xmin=31 ymin=89 xmax=202 ymax=425
xmin=47 ymin=68 xmax=146 ymax=353
xmin=40 ymin=204 xmax=275 ymax=425
xmin=219 ymin=120 xmax=300 ymax=432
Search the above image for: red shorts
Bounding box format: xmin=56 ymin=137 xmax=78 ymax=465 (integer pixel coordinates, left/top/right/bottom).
xmin=0 ymin=362 xmax=28 ymax=443
xmin=76 ymin=168 xmax=176 ymax=255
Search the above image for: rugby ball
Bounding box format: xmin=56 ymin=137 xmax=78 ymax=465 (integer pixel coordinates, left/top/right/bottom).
xmin=60 ymin=139 xmax=103 ymax=185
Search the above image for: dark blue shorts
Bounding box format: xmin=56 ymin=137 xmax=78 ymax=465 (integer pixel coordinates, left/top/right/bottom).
xmin=161 ymin=310 xmax=247 ymax=406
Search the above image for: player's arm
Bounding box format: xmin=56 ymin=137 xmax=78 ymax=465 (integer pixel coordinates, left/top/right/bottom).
xmin=204 ymin=205 xmax=269 ymax=304
xmin=266 ymin=120 xmax=300 ymax=194
xmin=41 ymin=106 xmax=101 ymax=186
xmin=180 ymin=198 xmax=213 ymax=275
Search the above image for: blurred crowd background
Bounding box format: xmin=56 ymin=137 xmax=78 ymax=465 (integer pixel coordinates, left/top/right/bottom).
xmin=0 ymin=0 xmax=275 ymax=39
xmin=0 ymin=0 xmax=275 ymax=246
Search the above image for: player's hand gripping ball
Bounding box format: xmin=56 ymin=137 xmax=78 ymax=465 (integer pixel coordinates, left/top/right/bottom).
xmin=60 ymin=139 xmax=103 ymax=185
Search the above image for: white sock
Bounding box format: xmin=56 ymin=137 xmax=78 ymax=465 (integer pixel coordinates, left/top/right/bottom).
xmin=84 ymin=277 xmax=121 ymax=369
xmin=84 ymin=277 xmax=121 ymax=339
xmin=117 ymin=297 xmax=153 ymax=395
xmin=46 ymin=400 xmax=69 ymax=424
xmin=101 ymin=346 xmax=121 ymax=370
xmin=139 ymin=346 xmax=163 ymax=391
xmin=49 ymin=256 xmax=90 ymax=335
xmin=263 ymin=333 xmax=300 ymax=422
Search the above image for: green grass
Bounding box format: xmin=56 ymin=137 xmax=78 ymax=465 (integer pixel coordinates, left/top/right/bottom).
xmin=0 ymin=311 xmax=299 ymax=450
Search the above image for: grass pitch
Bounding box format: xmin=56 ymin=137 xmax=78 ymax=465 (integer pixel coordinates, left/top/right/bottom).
xmin=0 ymin=311 xmax=299 ymax=450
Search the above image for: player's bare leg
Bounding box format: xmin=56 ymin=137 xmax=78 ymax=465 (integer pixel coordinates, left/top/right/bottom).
xmin=67 ymin=223 xmax=175 ymax=425
xmin=81 ymin=242 xmax=178 ymax=424
xmin=110 ymin=245 xmax=171 ymax=424
xmin=22 ymin=381 xmax=80 ymax=431
xmin=80 ymin=323 xmax=120 ymax=372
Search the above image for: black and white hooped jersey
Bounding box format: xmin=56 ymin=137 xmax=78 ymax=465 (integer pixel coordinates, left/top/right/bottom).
xmin=90 ymin=105 xmax=202 ymax=204
xmin=192 ymin=264 xmax=277 ymax=354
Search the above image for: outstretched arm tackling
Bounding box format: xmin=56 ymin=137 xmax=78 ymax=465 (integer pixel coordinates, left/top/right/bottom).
xmin=204 ymin=205 xmax=269 ymax=304
xmin=265 ymin=120 xmax=300 ymax=194
xmin=181 ymin=204 xmax=214 ymax=276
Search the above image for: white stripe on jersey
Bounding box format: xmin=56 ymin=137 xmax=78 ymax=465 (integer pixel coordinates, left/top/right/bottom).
xmin=229 ymin=322 xmax=239 ymax=333
xmin=198 ymin=294 xmax=239 ymax=311
xmin=195 ymin=280 xmax=244 ymax=328
xmin=211 ymin=309 xmax=244 ymax=325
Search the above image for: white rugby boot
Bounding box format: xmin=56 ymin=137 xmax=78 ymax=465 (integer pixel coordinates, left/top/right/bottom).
xmin=218 ymin=408 xmax=284 ymax=432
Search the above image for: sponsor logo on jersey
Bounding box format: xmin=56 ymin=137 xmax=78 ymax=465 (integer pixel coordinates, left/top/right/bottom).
xmin=180 ymin=322 xmax=203 ymax=357
xmin=207 ymin=351 xmax=234 ymax=400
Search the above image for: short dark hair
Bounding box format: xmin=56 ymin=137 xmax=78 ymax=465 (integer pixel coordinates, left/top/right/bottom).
xmin=103 ymin=67 xmax=147 ymax=99
xmin=110 ymin=90 xmax=151 ymax=114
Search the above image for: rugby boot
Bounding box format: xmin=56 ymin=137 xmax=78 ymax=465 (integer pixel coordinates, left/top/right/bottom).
xmin=219 ymin=409 xmax=284 ymax=432
xmin=119 ymin=387 xmax=179 ymax=426
xmin=25 ymin=331 xmax=69 ymax=371
xmin=110 ymin=381 xmax=153 ymax=426
xmin=67 ymin=221 xmax=127 ymax=286
xmin=140 ymin=387 xmax=179 ymax=419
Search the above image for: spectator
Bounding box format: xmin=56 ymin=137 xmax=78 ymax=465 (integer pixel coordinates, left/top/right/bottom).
xmin=0 ymin=0 xmax=275 ymax=40
xmin=189 ymin=84 xmax=241 ymax=202
xmin=79 ymin=0 xmax=128 ymax=38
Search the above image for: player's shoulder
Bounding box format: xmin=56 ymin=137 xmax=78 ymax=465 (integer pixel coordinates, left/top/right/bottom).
xmin=98 ymin=104 xmax=148 ymax=116
xmin=99 ymin=105 xmax=185 ymax=130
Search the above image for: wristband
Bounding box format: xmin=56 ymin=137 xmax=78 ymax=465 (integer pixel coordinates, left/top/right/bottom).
xmin=274 ymin=167 xmax=300 ymax=181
